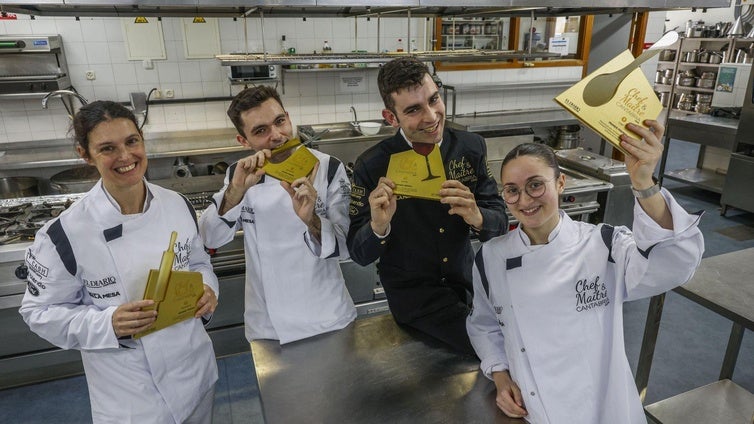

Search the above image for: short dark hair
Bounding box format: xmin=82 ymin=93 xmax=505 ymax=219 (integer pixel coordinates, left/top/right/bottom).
xmin=72 ymin=100 xmax=140 ymax=158
xmin=377 ymin=57 xmax=431 ymax=112
xmin=502 ymin=143 xmax=561 ymax=179
xmin=227 ymin=86 xmax=285 ymax=136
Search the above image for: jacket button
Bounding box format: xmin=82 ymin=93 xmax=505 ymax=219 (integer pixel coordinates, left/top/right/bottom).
xmin=530 ymin=391 xmax=536 ymax=396
xmin=380 ymin=240 xmax=386 ymax=245
xmin=442 ymin=257 xmax=448 ymax=263
xmin=439 ymin=227 xmax=445 ymax=233
xmin=441 ymin=277 xmax=446 ymax=282
xmin=521 ymin=348 xmax=526 ymax=353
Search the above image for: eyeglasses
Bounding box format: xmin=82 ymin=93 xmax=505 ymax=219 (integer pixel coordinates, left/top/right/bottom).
xmin=501 ymin=177 xmax=556 ymax=205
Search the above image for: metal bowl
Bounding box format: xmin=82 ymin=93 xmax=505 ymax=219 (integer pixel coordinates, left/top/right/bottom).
xmin=0 ymin=176 xmax=39 ymax=199
xmin=50 ymin=165 xmax=100 ymax=194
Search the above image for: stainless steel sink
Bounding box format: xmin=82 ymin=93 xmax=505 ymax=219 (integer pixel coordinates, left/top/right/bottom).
xmin=298 ymin=120 xmax=396 ymax=143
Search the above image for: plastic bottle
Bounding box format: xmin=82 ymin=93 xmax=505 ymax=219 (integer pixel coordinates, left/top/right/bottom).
xmin=323 ymin=40 xmax=332 ymax=52
xmin=281 ymin=35 xmax=288 ymax=55
xmin=396 ymin=38 xmax=405 ymax=52
xmin=410 ymin=39 xmax=418 ymax=52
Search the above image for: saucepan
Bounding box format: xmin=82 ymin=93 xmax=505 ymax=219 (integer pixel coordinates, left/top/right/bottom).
xmin=0 ymin=176 xmax=39 ymax=199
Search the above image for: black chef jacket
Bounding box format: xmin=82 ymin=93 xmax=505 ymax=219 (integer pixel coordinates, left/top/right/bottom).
xmin=347 ymin=127 xmax=507 ymax=327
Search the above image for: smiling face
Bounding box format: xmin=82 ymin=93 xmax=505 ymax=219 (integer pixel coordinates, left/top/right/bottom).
xmin=236 ymin=98 xmax=293 ymax=160
xmin=77 ymin=117 xmax=147 ymax=195
xmin=501 ymin=155 xmax=566 ymax=244
xmin=382 ymin=74 xmax=445 ymax=145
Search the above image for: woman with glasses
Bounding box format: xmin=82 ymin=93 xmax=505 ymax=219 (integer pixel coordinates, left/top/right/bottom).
xmin=466 ymin=120 xmax=704 ymax=424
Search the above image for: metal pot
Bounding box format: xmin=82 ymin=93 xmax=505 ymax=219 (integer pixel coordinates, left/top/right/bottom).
xmin=49 ymin=165 xmax=100 ymax=194
xmin=656 ymin=91 xmax=671 ymax=107
xmin=682 ymin=50 xmax=699 ymax=63
xmin=659 ymin=49 xmax=676 ymax=62
xmin=695 ymin=93 xmax=713 ymax=103
xmin=554 ymin=125 xmax=581 ymax=150
xmin=698 ymin=50 xmax=711 ymax=63
xmin=708 ymin=51 xmax=723 ymax=64
xmin=696 ymin=77 xmax=715 ymax=89
xmin=0 ymin=176 xmax=39 ymax=199
xmin=677 ymin=76 xmax=697 ymax=87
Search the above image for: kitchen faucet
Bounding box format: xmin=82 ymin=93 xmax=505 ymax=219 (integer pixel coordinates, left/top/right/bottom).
xmin=350 ymin=106 xmax=359 ymax=127
xmin=41 ymin=89 xmax=89 ymax=117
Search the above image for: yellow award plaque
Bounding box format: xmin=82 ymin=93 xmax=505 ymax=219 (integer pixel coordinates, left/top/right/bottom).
xmin=262 ymin=144 xmax=318 ymax=184
xmin=554 ymin=50 xmax=662 ymax=155
xmin=134 ymin=231 xmax=204 ymax=339
xmin=386 ymin=144 xmax=446 ymax=201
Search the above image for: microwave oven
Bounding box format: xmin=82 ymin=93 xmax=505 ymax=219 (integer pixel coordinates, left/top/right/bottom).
xmin=228 ymin=64 xmax=278 ymax=81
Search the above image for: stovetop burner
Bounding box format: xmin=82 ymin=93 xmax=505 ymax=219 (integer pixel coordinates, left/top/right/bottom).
xmin=0 ymin=199 xmax=75 ymax=245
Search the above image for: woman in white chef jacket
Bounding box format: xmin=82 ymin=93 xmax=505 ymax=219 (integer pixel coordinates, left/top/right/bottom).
xmin=467 ymin=120 xmax=704 ymax=424
xmin=19 ymin=101 xmax=220 ymax=424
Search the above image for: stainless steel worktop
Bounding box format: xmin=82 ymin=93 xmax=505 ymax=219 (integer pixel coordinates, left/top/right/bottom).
xmin=446 ymin=108 xmax=577 ymax=133
xmin=666 ymin=114 xmax=739 ymax=150
xmin=251 ymin=313 xmax=523 ymax=424
xmin=0 ymin=128 xmax=243 ymax=170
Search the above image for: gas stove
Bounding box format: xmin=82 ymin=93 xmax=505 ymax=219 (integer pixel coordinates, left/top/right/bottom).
xmin=0 ymin=195 xmax=83 ymax=246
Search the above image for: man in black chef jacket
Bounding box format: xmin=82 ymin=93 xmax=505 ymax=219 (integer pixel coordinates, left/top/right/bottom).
xmin=347 ymin=57 xmax=507 ymax=354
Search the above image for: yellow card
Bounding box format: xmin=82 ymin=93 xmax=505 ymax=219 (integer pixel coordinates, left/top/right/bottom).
xmin=554 ymin=50 xmax=663 ymax=155
xmin=386 ymin=145 xmax=447 ymax=201
xmin=135 ymin=232 xmax=204 ymax=339
xmin=262 ymin=146 xmax=318 ymax=183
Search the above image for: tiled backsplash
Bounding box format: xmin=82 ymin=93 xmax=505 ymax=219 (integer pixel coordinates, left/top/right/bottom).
xmin=1 ymin=15 xmax=577 ymax=144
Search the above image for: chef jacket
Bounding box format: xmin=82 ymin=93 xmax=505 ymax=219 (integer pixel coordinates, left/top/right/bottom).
xmin=467 ymin=189 xmax=704 ymax=424
xmin=347 ymin=128 xmax=506 ymax=323
xmin=199 ymin=148 xmax=356 ymax=344
xmin=20 ymin=180 xmax=219 ymax=424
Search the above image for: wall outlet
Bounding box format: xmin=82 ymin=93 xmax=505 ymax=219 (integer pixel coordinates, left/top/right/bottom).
xmin=164 ymin=89 xmax=174 ymax=98
xmin=153 ymin=89 xmax=162 ymax=99
xmin=85 ymin=70 xmax=96 ymax=80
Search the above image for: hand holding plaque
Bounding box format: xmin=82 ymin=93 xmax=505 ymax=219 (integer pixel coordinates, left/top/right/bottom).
xmin=386 ymin=143 xmax=447 ymax=201
xmin=134 ymin=231 xmax=204 ymax=339
xmin=262 ymin=138 xmax=318 ymax=183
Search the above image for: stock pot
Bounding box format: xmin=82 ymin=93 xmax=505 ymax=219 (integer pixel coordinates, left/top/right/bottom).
xmin=0 ymin=177 xmax=39 ymax=199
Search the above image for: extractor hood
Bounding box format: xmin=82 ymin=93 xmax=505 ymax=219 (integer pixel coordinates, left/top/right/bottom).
xmin=0 ymin=1 xmax=732 ymax=18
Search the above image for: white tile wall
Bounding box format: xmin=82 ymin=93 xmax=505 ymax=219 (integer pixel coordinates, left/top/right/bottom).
xmin=1 ymin=14 xmax=572 ymax=145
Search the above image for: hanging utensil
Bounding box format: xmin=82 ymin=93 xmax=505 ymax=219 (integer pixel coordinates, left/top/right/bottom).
xmin=582 ymin=31 xmax=679 ymax=108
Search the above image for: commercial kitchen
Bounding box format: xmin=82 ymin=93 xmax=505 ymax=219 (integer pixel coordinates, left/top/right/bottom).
xmin=0 ymin=1 xmax=753 ymax=423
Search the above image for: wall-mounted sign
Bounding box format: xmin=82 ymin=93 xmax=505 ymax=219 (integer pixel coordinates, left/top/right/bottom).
xmin=338 ymin=71 xmax=367 ymax=94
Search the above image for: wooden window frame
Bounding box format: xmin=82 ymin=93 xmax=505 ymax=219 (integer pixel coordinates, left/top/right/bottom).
xmin=433 ymin=15 xmax=593 ymax=75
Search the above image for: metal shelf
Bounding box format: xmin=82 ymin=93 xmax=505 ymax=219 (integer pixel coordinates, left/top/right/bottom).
xmin=663 ymin=167 xmax=725 ymax=193
xmin=217 ymin=50 xmax=561 ymax=67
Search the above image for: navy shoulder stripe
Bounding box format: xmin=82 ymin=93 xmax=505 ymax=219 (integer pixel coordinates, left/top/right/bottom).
xmin=228 ymin=162 xmax=238 ymax=181
xmin=103 ymin=224 xmax=122 ymax=242
xmin=178 ymin=193 xmax=199 ymax=230
xmin=327 ymin=156 xmax=341 ymax=185
xmin=601 ymin=224 xmax=615 ymax=263
xmin=506 ymin=256 xmax=522 ymax=270
xmin=47 ymin=219 xmax=77 ymax=276
xmin=474 ymin=246 xmax=490 ymax=298
xmin=638 ymin=243 xmax=657 ymax=259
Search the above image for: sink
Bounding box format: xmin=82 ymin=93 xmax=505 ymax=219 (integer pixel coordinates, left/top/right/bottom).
xmin=298 ymin=120 xmax=397 ymax=144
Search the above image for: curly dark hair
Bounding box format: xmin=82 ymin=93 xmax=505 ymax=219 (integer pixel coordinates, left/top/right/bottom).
xmin=377 ymin=57 xmax=432 ymax=112
xmin=72 ymin=100 xmax=140 ymax=159
xmin=227 ymin=86 xmax=285 ymax=136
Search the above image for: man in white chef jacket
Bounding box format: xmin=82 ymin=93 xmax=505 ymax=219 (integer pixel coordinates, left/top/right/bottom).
xmin=199 ymin=86 xmax=356 ymax=344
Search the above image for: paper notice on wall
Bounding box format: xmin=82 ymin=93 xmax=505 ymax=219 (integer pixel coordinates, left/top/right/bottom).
xmin=337 ymin=71 xmax=368 ymax=94
xmin=549 ymin=37 xmax=569 ymax=56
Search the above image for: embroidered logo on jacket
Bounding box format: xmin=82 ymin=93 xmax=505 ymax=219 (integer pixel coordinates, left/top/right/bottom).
xmin=575 ymin=275 xmax=610 ymax=312
xmin=241 ymin=205 xmax=255 ymax=224
xmin=173 ymin=237 xmax=192 ymax=270
xmin=447 ymin=157 xmax=478 ymax=186
xmin=26 ymin=250 xmax=48 ymax=278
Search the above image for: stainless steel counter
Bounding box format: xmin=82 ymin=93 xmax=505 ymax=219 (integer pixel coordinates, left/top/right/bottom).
xmin=251 ymin=313 xmax=523 ymax=424
xmin=446 ymin=108 xmax=577 ymax=132
xmin=0 ymin=128 xmax=243 ymax=170
xmin=666 ymin=114 xmax=739 ymax=151
xmin=636 ymin=248 xmax=754 ymax=421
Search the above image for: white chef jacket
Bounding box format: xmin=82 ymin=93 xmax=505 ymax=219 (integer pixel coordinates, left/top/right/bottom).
xmin=467 ymin=188 xmax=704 ymax=424
xmin=199 ymin=148 xmax=356 ymax=344
xmin=19 ymin=180 xmax=219 ymax=424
